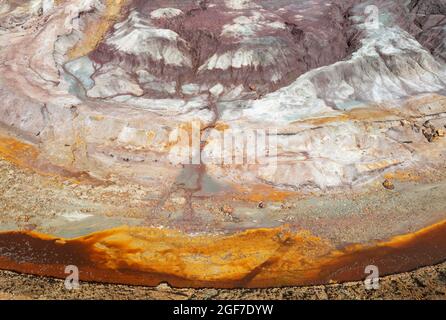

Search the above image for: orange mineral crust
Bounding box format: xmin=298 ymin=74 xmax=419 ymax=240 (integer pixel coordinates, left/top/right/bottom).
xmin=68 ymin=0 xmax=129 ymax=59
xmin=0 ymin=135 xmax=100 ymax=185
xmin=0 ymin=221 xmax=445 ymax=288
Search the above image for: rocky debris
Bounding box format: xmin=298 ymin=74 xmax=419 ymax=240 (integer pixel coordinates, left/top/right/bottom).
xmin=280 ymin=202 xmax=293 ymax=210
xmin=220 ymin=204 xmax=234 ymax=215
xmin=1 ymin=260 xmax=445 ymax=299
xmin=171 ymin=196 xmax=186 ymax=206
xmin=422 ymin=121 xmax=445 ymax=142
xmin=4 ymin=0 xmax=446 ymax=286
xmin=409 ymin=0 xmax=446 ymax=15
xmin=383 ymin=179 xmax=395 ymax=190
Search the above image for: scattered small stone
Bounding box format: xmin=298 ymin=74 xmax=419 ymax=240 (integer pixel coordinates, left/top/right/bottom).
xmin=171 ymin=197 xmax=186 ymax=205
xmin=249 ymin=84 xmax=257 ymax=91
xmin=413 ymin=123 xmax=421 ymax=133
xmin=281 ymin=202 xmax=293 ymax=210
xmin=422 ymin=124 xmax=443 ymax=142
xmin=23 ymin=224 xmax=37 ymax=231
xmin=423 ymin=120 xmax=436 ymax=132
xmin=258 ymin=201 xmax=265 ymax=209
xmin=202 ymin=289 xmax=219 ymax=300
xmin=400 ymin=120 xmax=411 ymax=127
xmin=221 ymin=204 xmax=233 ymax=215
xmin=383 ymin=179 xmax=395 ymax=190
xmin=156 ymin=282 xmax=172 ymax=291
xmin=274 ymin=230 xmax=293 ymax=244
xmin=21 ymin=215 xmax=31 ymax=223
xmin=422 ymin=128 xmax=434 ymax=142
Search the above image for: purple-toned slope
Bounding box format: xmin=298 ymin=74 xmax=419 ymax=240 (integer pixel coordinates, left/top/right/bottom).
xmin=89 ymin=0 xmax=356 ymax=99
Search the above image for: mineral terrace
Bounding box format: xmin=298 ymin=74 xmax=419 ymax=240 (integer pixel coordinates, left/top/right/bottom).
xmin=0 ymin=0 xmax=445 ymax=290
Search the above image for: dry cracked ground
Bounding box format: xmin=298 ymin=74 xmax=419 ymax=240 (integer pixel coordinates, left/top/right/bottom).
xmin=0 ymin=0 xmax=445 ymax=299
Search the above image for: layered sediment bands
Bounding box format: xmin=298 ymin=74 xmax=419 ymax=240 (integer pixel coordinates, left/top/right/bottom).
xmin=410 ymin=0 xmax=446 ymax=62
xmin=0 ymin=134 xmax=100 ymax=184
xmin=1 ymin=0 xmax=446 ymax=288
xmin=88 ymin=0 xmax=356 ymax=98
xmin=67 ymin=0 xmax=129 ymax=60
xmin=1 ymin=0 xmax=446 ymax=191
xmin=0 ymin=221 xmax=445 ymax=288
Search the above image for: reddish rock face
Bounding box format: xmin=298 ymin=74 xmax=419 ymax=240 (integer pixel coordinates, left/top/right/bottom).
xmin=410 ymin=0 xmax=446 ymax=62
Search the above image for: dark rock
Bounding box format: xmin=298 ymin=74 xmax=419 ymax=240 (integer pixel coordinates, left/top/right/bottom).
xmin=383 ymin=179 xmax=395 ymax=190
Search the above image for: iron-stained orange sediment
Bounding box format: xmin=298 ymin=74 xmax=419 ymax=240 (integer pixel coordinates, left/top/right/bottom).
xmin=67 ymin=0 xmax=128 ymax=59
xmin=0 ymin=128 xmax=445 ymax=288
xmin=0 ymin=134 xmax=101 ymax=184
xmin=0 ymin=221 xmax=445 ymax=288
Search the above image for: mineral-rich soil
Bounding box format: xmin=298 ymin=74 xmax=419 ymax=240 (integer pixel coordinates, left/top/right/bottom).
xmin=0 ymin=0 xmax=445 ymax=295
xmin=0 ymin=261 xmax=445 ymax=300
xmin=0 ymin=135 xmax=445 ymax=289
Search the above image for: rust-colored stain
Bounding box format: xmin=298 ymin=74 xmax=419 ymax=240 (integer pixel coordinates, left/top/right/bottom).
xmin=402 ymin=94 xmax=446 ymax=111
xmin=291 ymin=95 xmax=446 ymax=127
xmin=317 ymin=220 xmax=446 ymax=284
xmin=292 ymin=107 xmax=399 ymax=126
xmin=233 ymin=184 xmax=296 ymax=203
xmin=383 ymin=170 xmax=421 ymax=182
xmin=0 ymin=134 xmax=101 ymax=185
xmin=214 ymin=122 xmax=230 ymax=132
xmin=0 ymin=135 xmax=39 ymax=168
xmin=0 ymin=220 xmax=445 ymax=288
xmin=68 ymin=0 xmax=128 ymax=59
